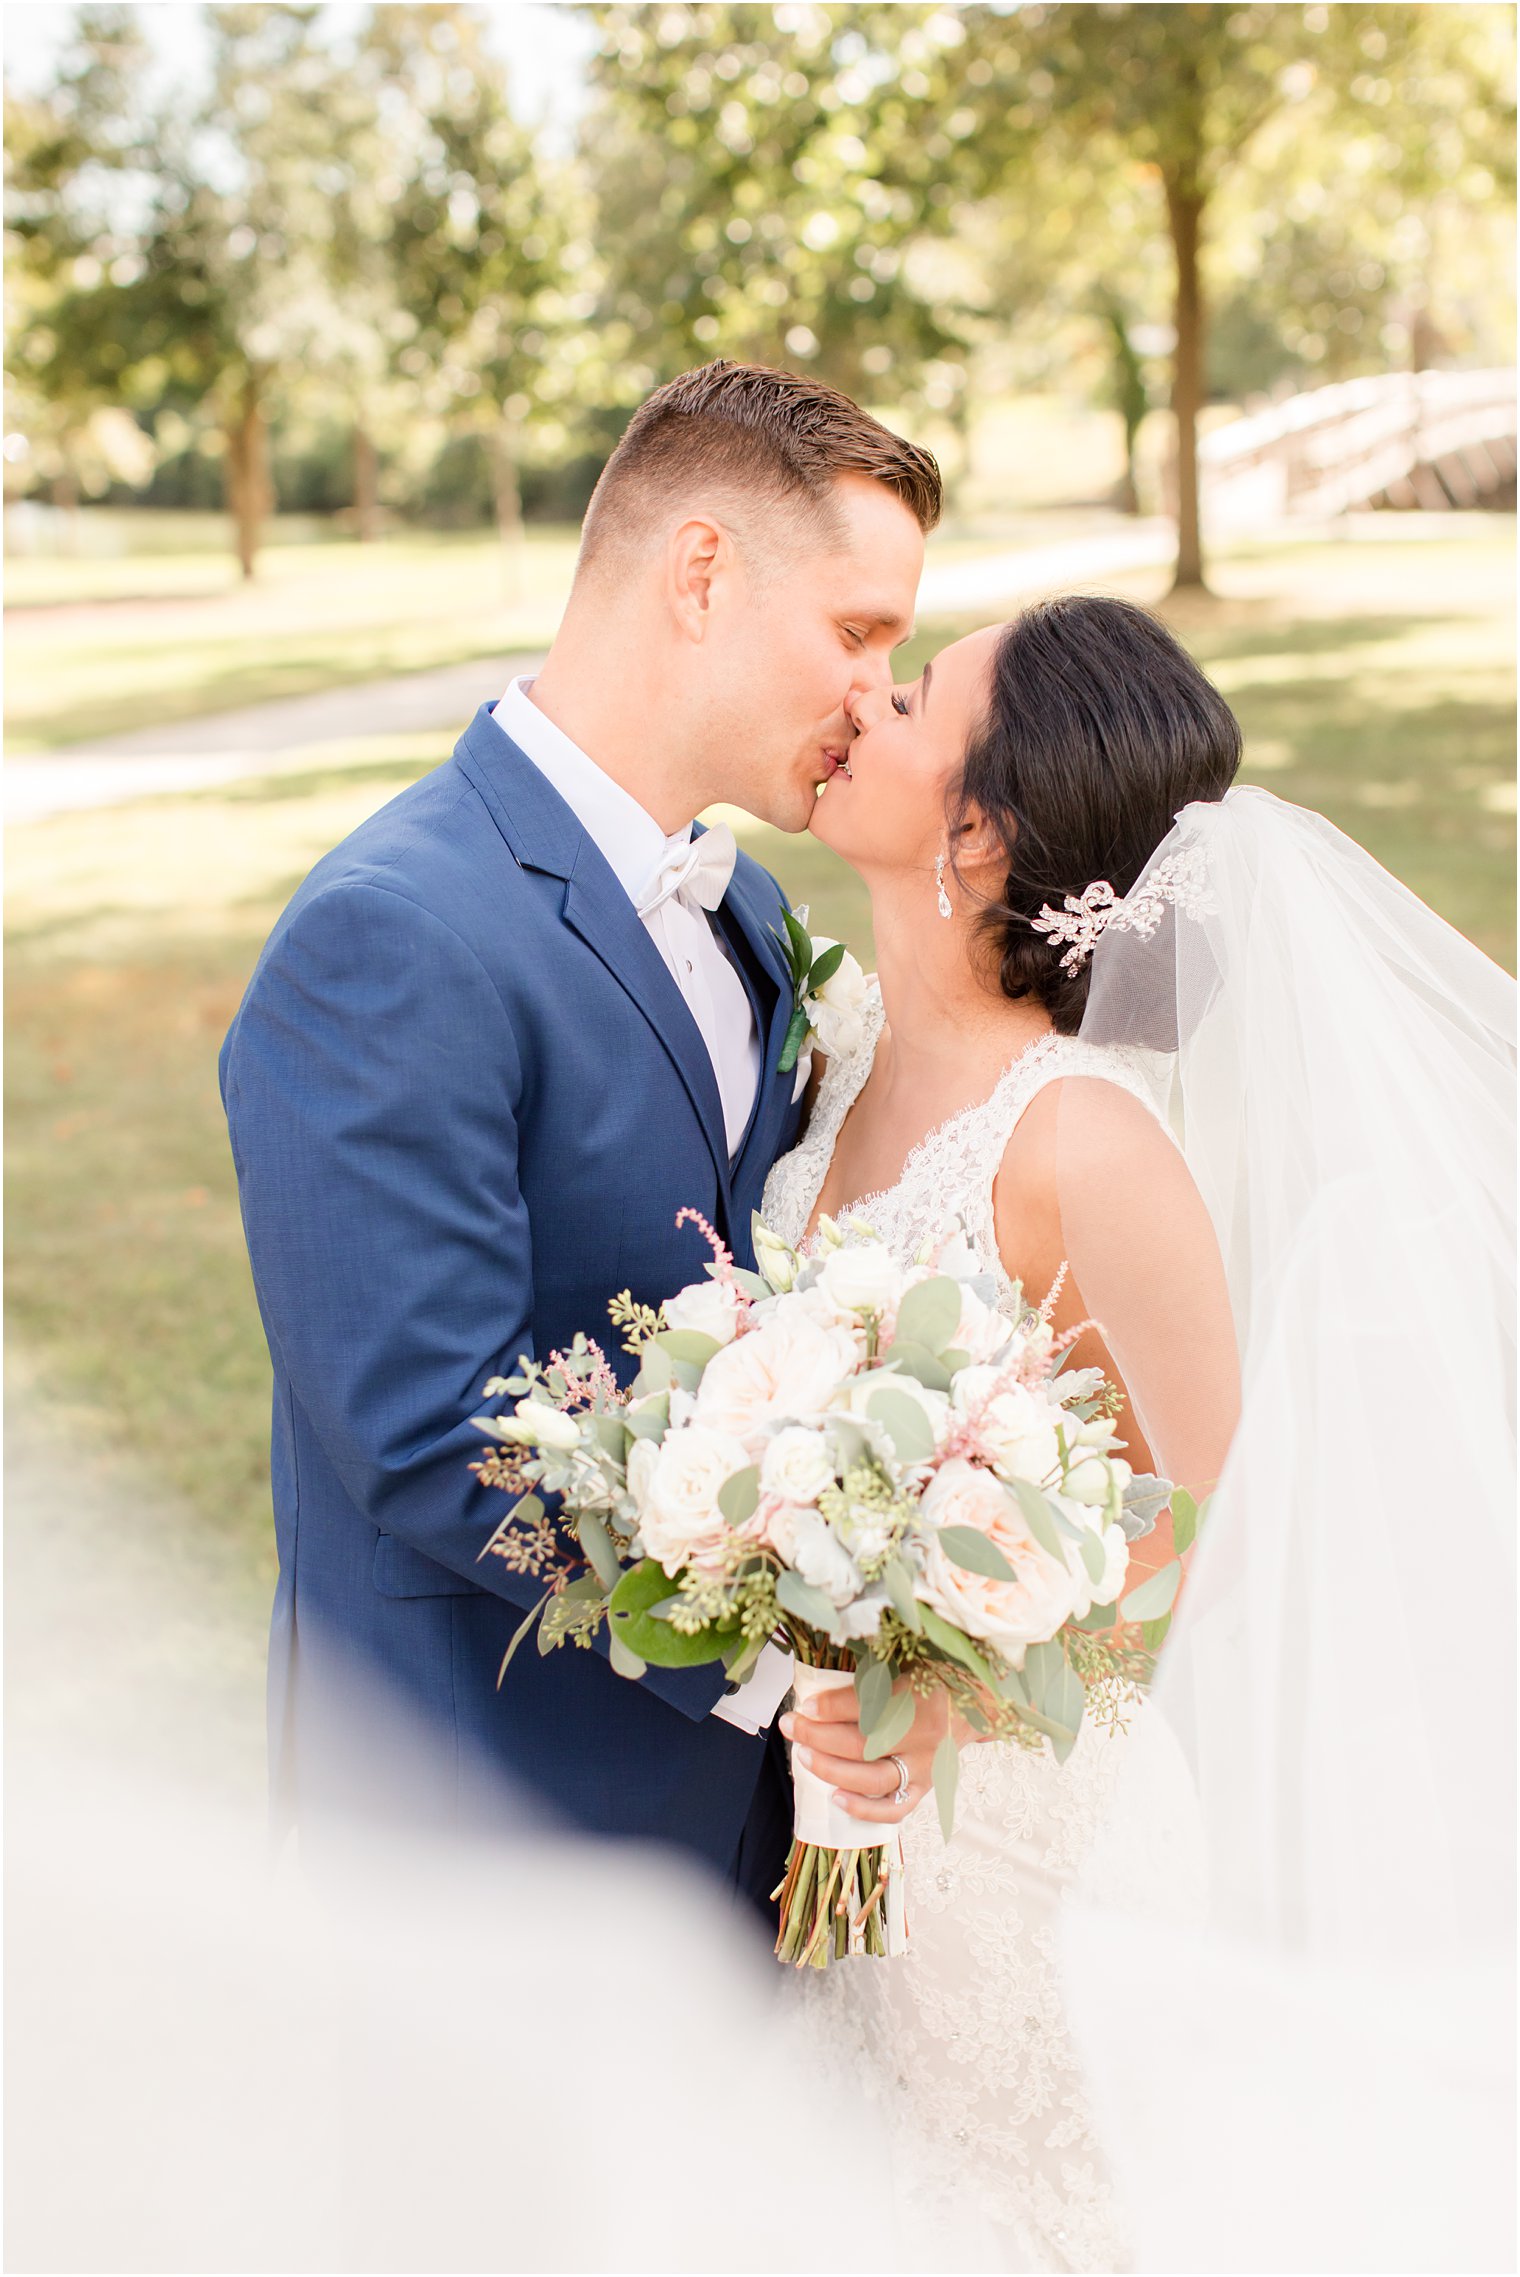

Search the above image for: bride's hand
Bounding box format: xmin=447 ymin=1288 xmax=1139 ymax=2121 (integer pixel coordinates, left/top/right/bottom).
xmin=779 ymin=1683 xmax=952 ymax=1825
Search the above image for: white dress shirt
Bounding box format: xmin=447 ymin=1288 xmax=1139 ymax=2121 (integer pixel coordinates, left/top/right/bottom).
xmin=491 ymin=677 xmax=793 ymax=1739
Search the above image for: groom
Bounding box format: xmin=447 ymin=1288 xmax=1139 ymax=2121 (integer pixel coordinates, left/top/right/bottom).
xmin=221 ymin=362 xmax=939 ymax=1916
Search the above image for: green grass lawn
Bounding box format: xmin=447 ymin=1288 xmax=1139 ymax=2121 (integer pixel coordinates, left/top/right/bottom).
xmin=5 ymin=526 xmax=1513 ymax=1636
xmin=3 ymin=526 xmax=583 ymax=752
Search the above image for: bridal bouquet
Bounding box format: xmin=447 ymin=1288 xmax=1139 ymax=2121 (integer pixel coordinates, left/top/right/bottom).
xmin=471 ymin=1210 xmax=1177 ymax=1969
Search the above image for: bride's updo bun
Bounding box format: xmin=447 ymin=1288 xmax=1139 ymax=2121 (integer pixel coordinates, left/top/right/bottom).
xmin=953 ymin=595 xmax=1242 ymax=1032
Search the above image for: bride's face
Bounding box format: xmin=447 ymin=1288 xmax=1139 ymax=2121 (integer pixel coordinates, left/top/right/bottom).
xmin=809 ymin=624 xmax=1005 ymax=886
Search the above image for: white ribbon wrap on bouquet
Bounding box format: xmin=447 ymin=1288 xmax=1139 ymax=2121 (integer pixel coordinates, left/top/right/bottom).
xmin=789 ymin=1665 xmax=908 ymax=1956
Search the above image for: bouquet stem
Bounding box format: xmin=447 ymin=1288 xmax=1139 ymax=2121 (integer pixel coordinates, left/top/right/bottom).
xmin=773 ymin=1643 xmax=900 ymax=1968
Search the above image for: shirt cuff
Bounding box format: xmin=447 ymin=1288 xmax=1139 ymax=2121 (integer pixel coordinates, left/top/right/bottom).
xmin=710 ymin=1641 xmax=795 ymax=1736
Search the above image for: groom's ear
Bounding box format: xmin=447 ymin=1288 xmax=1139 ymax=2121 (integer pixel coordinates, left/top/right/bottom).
xmin=667 ymin=514 xmax=733 ymax=642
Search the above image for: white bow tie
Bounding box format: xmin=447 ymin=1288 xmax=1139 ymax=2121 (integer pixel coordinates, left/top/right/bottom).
xmin=636 ymin=824 xmax=737 ymax=921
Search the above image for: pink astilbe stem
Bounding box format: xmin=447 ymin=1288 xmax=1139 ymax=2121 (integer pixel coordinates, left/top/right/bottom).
xmin=674 ymin=1206 xmax=741 ymax=1290
xmin=1038 ymin=1262 xmax=1070 ymax=1323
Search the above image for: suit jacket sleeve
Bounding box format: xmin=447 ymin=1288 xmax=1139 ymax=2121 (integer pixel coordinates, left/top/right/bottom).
xmin=223 ymin=876 xmax=726 ymax=1722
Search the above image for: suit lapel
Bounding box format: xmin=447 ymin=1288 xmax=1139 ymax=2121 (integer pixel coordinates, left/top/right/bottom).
xmin=715 ymin=850 xmax=799 ymax=1193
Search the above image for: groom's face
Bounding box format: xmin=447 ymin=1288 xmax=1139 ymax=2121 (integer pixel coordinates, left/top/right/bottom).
xmin=703 ymin=474 xmax=924 ymax=833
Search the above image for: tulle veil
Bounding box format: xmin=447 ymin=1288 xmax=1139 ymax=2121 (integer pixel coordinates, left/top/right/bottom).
xmin=1052 ymin=785 xmax=1516 ymax=2271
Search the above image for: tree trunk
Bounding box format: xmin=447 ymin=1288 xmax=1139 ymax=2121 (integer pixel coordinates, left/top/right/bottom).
xmin=224 ymin=369 xmax=271 ymax=581
xmin=1165 ymin=174 xmax=1208 ymax=592
xmin=353 ymin=420 xmax=380 ymax=542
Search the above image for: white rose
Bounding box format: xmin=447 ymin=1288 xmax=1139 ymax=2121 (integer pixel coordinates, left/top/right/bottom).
xmin=819 ymin=1239 xmax=905 ymax=1317
xmin=805 ymin=943 xmax=870 ymax=1058
xmin=1060 ymin=1506 xmax=1133 ymax=1622
xmin=760 ymin=1425 xmax=837 ymax=1508
xmin=663 ymin=1276 xmax=743 ymax=1347
xmin=786 ymin=1508 xmax=863 ymax=1609
xmin=626 ymin=1435 xmax=658 ymax=1510
xmin=637 ymin=1421 xmax=751 ymax=1575
xmin=1095 ymin=1522 xmax=1131 ymax=1610
xmin=951 ymin=1369 xmax=1062 ymax=1486
xmin=918 ymin=1458 xmax=1081 ymax=1664
xmin=514 ymin=1398 xmax=581 ymax=1453
xmin=694 ymin=1304 xmax=859 ymax=1454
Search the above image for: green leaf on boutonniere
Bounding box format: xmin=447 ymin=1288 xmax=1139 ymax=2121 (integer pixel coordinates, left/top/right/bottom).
xmin=807 ymin=941 xmax=846 ymax=991
xmin=777 ymin=1005 xmax=811 ymax=1075
xmin=782 ymin=907 xmax=815 ymax=979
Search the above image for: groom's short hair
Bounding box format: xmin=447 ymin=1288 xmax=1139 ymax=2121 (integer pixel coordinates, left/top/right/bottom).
xmin=578 ymin=360 xmax=941 ymax=578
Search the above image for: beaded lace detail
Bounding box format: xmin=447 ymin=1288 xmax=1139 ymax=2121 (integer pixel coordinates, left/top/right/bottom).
xmin=762 ymin=980 xmax=1169 ymax=2275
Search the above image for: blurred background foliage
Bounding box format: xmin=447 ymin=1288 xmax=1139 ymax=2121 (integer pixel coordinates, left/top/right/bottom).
xmin=5 ymin=2 xmax=1514 ymax=579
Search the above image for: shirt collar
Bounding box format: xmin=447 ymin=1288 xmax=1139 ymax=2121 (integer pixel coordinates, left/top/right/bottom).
xmin=492 ymin=676 xmax=688 ymax=905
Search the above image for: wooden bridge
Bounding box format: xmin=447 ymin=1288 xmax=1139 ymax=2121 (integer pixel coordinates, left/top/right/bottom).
xmin=1199 ymin=367 xmax=1517 ymax=528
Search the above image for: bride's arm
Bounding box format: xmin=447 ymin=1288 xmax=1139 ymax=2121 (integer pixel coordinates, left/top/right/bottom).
xmin=995 ymin=1076 xmax=1240 ymax=1586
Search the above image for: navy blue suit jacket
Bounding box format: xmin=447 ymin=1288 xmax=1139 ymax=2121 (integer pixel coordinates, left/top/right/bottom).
xmin=220 ymin=702 xmax=804 ymax=1890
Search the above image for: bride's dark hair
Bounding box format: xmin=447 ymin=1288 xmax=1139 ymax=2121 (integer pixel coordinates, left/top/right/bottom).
xmin=952 ymin=594 xmax=1242 ymax=1033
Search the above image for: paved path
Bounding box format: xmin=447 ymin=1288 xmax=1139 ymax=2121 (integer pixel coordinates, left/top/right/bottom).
xmin=6 ymin=521 xmax=1178 ymax=822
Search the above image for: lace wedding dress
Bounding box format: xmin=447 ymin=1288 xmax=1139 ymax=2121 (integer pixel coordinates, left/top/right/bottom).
xmin=762 ymin=981 xmax=1176 ymax=2277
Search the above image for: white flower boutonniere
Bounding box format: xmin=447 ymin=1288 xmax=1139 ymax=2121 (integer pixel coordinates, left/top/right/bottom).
xmin=773 ymin=904 xmax=870 ymax=1081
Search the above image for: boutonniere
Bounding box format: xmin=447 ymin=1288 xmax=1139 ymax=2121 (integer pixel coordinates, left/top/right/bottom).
xmin=773 ymin=904 xmax=870 ymax=1077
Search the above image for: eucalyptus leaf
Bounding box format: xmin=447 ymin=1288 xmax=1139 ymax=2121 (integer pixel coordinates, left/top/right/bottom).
xmin=932 ymin=1731 xmax=959 ymax=1841
xmin=607 ymin=1632 xmax=646 ymax=1681
xmin=776 ymin=1570 xmax=837 ymax=1632
xmin=1009 ymin=1478 xmax=1069 ymax=1562
xmin=1078 ymin=1528 xmax=1108 ymax=1585
xmin=1024 ymin=1640 xmax=1084 ymax=1760
xmin=1141 ymin=1613 xmax=1173 ymax=1653
xmin=729 ymin=1268 xmax=771 ymax=1301
xmin=939 ymin=1347 xmax=970 ymax=1373
xmin=1074 ymin=1600 xmax=1119 ymax=1633
xmin=855 ymin=1653 xmax=895 ymax=1737
xmin=1170 ymin=1489 xmax=1200 ymax=1555
xmin=882 ymin=1556 xmax=923 ymax=1632
xmin=862 ymin=1684 xmax=915 ymax=1761
xmin=579 ymin=1513 xmax=622 ymax=1591
xmin=653 ymin=1329 xmax=721 ymax=1367
xmin=496 ymin=1589 xmax=550 ymax=1688
xmin=996 ymin=1663 xmax=1030 ymax=1706
xmin=623 ymin=1397 xmax=669 ymax=1442
xmin=591 ymin=1415 xmax=629 ymax=1463
xmin=807 ymin=941 xmax=846 ymax=990
xmin=918 ymin=1604 xmax=994 ymax=1682
xmin=938 ymin=1523 xmax=1018 ymax=1582
xmin=718 ymin=1466 xmax=760 ymax=1526
xmin=879 ymin=1339 xmax=952 ymax=1393
xmin=633 ymin=1345 xmax=674 ymax=1394
xmin=866 ymin=1387 xmax=936 ymax=1464
xmin=894 ymin=1276 xmax=962 ymax=1356
xmin=1121 ymin=1560 xmax=1182 ymax=1623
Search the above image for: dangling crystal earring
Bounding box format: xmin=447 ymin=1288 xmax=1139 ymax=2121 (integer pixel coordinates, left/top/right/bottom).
xmin=935 ymin=853 xmax=953 ymax=921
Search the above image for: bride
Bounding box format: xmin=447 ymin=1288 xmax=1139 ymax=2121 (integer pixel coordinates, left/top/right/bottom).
xmin=761 ymin=593 xmax=1516 ymax=2272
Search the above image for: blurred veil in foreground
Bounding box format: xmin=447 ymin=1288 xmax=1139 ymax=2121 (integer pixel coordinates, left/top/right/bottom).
xmin=4 ymin=1446 xmax=932 ymax=2275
